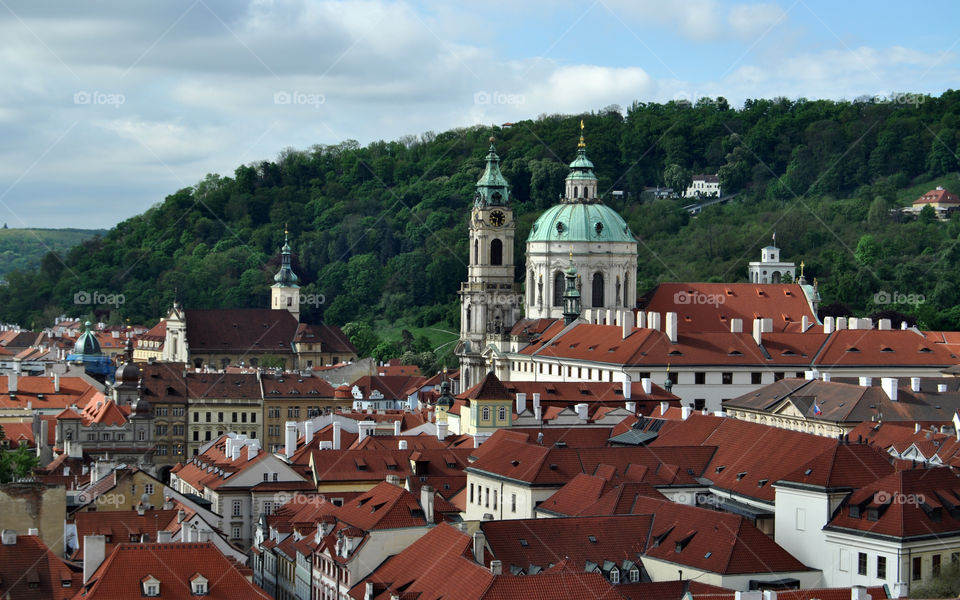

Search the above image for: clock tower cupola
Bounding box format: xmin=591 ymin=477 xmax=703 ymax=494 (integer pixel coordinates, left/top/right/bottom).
xmin=457 ymin=138 xmax=522 ymax=390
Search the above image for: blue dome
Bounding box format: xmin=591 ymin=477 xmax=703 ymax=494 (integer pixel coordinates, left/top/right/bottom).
xmin=527 ymin=201 xmax=634 ymax=243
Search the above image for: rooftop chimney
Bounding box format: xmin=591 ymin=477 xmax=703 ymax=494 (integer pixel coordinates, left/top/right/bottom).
xmin=681 ymin=406 xmax=691 ymax=420
xmin=641 ymin=377 xmax=652 ymax=395
xmin=621 ymin=310 xmax=635 ymax=339
xmin=516 ymin=392 xmax=527 ymax=415
xmin=473 ymin=530 xmax=485 ymax=564
xmin=83 ymin=535 xmax=106 ymax=584
xmin=836 ymin=317 xmax=847 ymax=331
xmin=915 ymin=422 xmax=921 ymax=434
xmin=660 ymin=401 xmax=669 ymax=416
xmin=859 ymin=377 xmax=872 ymax=387
xmin=821 ymin=372 xmax=831 ymax=382
xmin=1 ymin=530 xmax=15 ymax=545
xmin=532 ymin=393 xmax=541 ymax=413
xmin=730 ymin=318 xmax=743 ymax=333
xmin=8 ymin=373 xmax=17 ymax=393
xmin=901 ymin=321 xmax=909 ymax=330
xmin=850 ymin=585 xmax=870 ymax=600
xmin=635 ymin=311 xmax=646 ymax=329
xmin=393 ymin=420 xmax=401 ymax=436
xmin=399 ymin=440 xmax=408 ymax=450
xmin=625 ymin=401 xmax=636 ymax=413
xmin=753 ymin=319 xmax=764 ymax=347
xmin=823 ymin=316 xmax=835 ymax=334
xmin=365 ymin=582 xmax=375 ymax=600
xmin=358 ymin=420 xmax=375 ymax=443
xmin=420 ymin=484 xmax=435 ymax=523
xmin=54 ymin=373 xmax=60 ymax=393
xmin=911 ymin=377 xmax=921 ymax=392
xmin=333 ymin=421 xmax=342 ymax=450
xmin=157 ymin=531 xmax=172 ymax=543
xmin=247 ymin=443 xmax=259 ymax=460
xmin=437 ymin=422 xmax=448 ymax=441
xmin=490 ymin=560 xmax=502 ymax=575
xmin=801 ymin=315 xmax=809 ymax=331
xmin=647 ymin=312 xmax=661 ymax=331
xmin=284 ymin=421 xmax=297 ymax=459
xmin=805 ymin=370 xmax=818 ymax=380
xmin=622 ymin=373 xmax=632 ymax=400
xmin=304 ymin=421 xmax=315 ymax=445
xmin=881 ymin=377 xmax=898 ymax=402
xmin=178 ymin=509 xmax=186 ymax=523
xmin=665 ymin=312 xmax=678 ymax=343
xmin=878 ymin=318 xmax=892 ymax=330
xmin=575 ymin=403 xmax=589 ymax=421
xmin=939 ymin=383 xmax=948 ymax=393
xmin=231 ymin=442 xmax=242 ymax=462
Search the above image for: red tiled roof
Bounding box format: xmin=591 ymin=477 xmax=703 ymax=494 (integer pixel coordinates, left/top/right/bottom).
xmin=70 ymin=509 xmax=179 ymax=559
xmin=0 ymin=375 xmax=101 ymax=411
xmin=828 ymin=466 xmax=960 ymax=538
xmin=0 ymin=534 xmax=81 ymax=599
xmin=463 ymin=372 xmax=512 ymax=401
xmin=333 ymin=481 xmax=438 ymax=530
xmin=914 ymin=187 xmax=960 ymax=205
xmin=79 ymin=542 xmax=270 ymax=599
xmin=79 ymin=394 xmax=129 ymax=426
xmin=483 ymin=573 xmax=626 ymax=599
xmin=294 ymin=322 xmax=357 ymax=354
xmin=261 ymin=372 xmax=336 ymax=398
xmin=777 ymin=443 xmax=896 ymax=490
xmin=815 ymin=329 xmax=957 ymax=367
xmin=184 ymin=308 xmax=299 ymax=353
xmin=351 ymin=375 xmax=428 ymax=401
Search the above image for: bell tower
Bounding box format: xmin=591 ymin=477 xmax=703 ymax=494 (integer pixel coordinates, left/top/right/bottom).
xmin=271 ymin=227 xmax=301 ymax=321
xmin=457 ymin=138 xmax=522 ymax=390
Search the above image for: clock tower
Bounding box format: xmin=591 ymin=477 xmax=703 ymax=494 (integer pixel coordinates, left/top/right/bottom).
xmin=457 ymin=139 xmax=522 ymax=390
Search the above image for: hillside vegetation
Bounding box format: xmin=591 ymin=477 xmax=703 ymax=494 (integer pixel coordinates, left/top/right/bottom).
xmin=2 ymin=92 xmax=960 ymax=334
xmin=0 ymin=228 xmax=104 ymax=281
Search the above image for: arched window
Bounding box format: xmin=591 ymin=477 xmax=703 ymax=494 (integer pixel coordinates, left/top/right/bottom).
xmin=592 ymin=272 xmax=605 ymax=307
xmin=623 ymin=272 xmax=630 ymax=306
xmin=553 ymin=271 xmax=564 ymax=307
xmin=573 ymin=186 xmax=579 ymax=198
xmin=528 ymin=271 xmax=535 ymax=306
xmin=474 ymin=239 xmax=479 ymax=264
xmin=490 ymin=239 xmax=503 ymax=266
xmin=584 ymin=186 xmax=589 ymax=199
xmin=466 ymin=307 xmax=472 ymax=331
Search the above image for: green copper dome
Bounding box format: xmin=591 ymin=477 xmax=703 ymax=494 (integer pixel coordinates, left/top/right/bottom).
xmin=73 ymin=321 xmax=102 ymax=355
xmin=272 ymin=230 xmax=300 ymax=288
xmin=528 ymin=201 xmax=635 ymax=243
xmin=474 ymin=139 xmax=510 ymax=207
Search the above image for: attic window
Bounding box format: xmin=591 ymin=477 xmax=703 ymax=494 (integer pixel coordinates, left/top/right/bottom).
xmin=668 ymin=350 xmax=682 ymax=356
xmin=866 ymin=508 xmax=879 ymax=521
xmin=784 ymin=290 xmax=792 ymax=296
xmin=881 ymin=347 xmax=894 ymax=353
xmin=758 ymin=479 xmax=768 ymax=487
xmin=736 ymin=472 xmax=747 ymax=481
xmin=849 ymin=505 xmax=861 ymax=518
xmin=846 ymin=347 xmax=860 ymax=353
xmin=804 ymin=468 xmax=812 ymax=476
xmin=715 ymin=466 xmax=725 ymax=474
xmin=920 ymin=347 xmax=932 ymax=353
xmin=705 ymin=552 xmax=712 ymax=558
xmin=520 ymin=538 xmax=528 ymax=547
xmin=728 ymin=350 xmax=743 ymax=356
xmin=511 ymin=460 xmax=520 ymax=467
xmin=782 ymin=350 xmax=796 ymax=356
xmin=588 ymin=535 xmax=597 ymax=543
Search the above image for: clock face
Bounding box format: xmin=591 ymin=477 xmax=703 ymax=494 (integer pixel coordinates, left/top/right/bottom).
xmin=490 ymin=210 xmax=506 ymax=227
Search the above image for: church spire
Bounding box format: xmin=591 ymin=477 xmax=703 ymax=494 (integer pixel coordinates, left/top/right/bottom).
xmin=474 ymin=137 xmax=510 ymax=207
xmin=564 ymin=120 xmax=598 ymax=203
xmin=273 ymin=227 xmax=299 ymax=288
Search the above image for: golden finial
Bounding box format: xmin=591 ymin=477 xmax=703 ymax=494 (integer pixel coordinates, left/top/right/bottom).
xmin=284 ymin=223 xmax=289 ymax=237
xmin=578 ymin=119 xmax=586 ymax=148
xmin=489 ymin=136 xmax=496 ymax=144
xmin=800 ymin=261 xmax=805 ymax=277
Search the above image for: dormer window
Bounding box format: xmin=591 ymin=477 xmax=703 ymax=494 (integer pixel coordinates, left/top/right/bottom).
xmin=142 ymin=575 xmax=160 ymax=597
xmin=190 ymin=573 xmax=208 ymax=595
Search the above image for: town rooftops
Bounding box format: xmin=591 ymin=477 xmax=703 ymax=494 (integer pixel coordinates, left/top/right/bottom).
xmin=183 ymin=308 xmax=299 ymax=353
xmin=776 ymin=443 xmax=896 ymax=490
xmin=69 ymin=509 xmax=179 ymax=559
xmin=294 ymin=322 xmax=357 ymax=354
xmin=913 ymin=186 xmax=960 ymax=206
xmin=0 ymin=532 xmax=81 ymax=600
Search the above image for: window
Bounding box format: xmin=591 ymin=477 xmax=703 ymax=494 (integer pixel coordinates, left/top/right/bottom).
xmin=493 ymin=490 xmax=497 ymax=510
xmin=610 ymin=568 xmax=619 ymax=584
xmin=218 ymin=412 xmax=224 ymax=423
xmin=774 ymin=372 xmax=784 ymax=381
xmin=252 ymin=413 xmax=256 ymax=423
xmin=156 ymin=445 xmax=168 ymax=456
xmin=138 ymin=430 xmax=146 ymax=441
xmin=511 ymin=493 xmax=516 ymax=513
xmin=695 ymin=372 xmax=706 ymax=385
xmin=722 ymin=372 xmax=733 ymax=385
xmin=205 ymin=431 xmax=211 ymax=441
xmin=232 ymin=527 xmax=241 ymax=539
xmin=193 ymin=431 xmax=199 ymax=441
xmin=485 ymin=488 xmax=489 ymax=508
xmin=694 ymin=399 xmax=706 ymax=411
xmin=498 ymin=406 xmax=507 ymax=421
xmin=482 ymin=406 xmax=491 ymax=421
xmin=173 ymin=407 xmax=185 ymax=417
xmin=877 ymin=556 xmax=886 ymax=579
xmin=145 ymin=484 xmax=154 ymax=495
xmin=592 ymin=273 xmax=605 ymax=307
xmin=173 ymin=425 xmax=184 ymax=436
xmin=242 ymin=412 xmax=247 ymax=423
xmin=553 ymin=271 xmax=564 ymax=307
xmin=913 ymin=556 xmax=922 ymax=580
xmin=490 ymin=239 xmax=503 ymax=266
xmin=205 ymin=412 xmax=211 ymax=423
xmin=751 ymin=372 xmax=762 ymax=385
xmin=233 ymin=500 xmax=242 ymax=517
xmin=193 ymin=412 xmax=199 ymax=423
xmin=953 ymin=552 xmax=960 ymax=564
xmin=858 ymin=552 xmax=867 ymax=576
xmin=191 ymin=575 xmax=208 ymax=595
xmin=155 ymin=406 xmax=167 ymax=417
xmin=155 ymin=425 xmax=167 ymax=436
xmin=934 ymin=554 xmax=941 ymax=577
xmin=470 ymin=483 xmax=474 ymax=504
xmin=232 ymin=412 xmax=237 ymax=423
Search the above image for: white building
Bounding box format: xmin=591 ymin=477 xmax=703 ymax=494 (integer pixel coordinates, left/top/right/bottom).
xmin=749 ymin=244 xmax=796 ymax=284
xmin=684 ymin=174 xmax=721 ymax=198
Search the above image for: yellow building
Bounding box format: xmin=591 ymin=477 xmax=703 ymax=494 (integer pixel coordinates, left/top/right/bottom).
xmin=458 ymin=372 xmax=513 ymax=435
xmin=74 ymin=467 xmax=166 ymax=513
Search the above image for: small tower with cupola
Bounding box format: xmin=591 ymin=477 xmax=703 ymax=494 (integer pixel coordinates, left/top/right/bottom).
xmin=457 ymin=138 xmax=523 ymax=390
xmin=271 ymin=227 xmax=301 ymax=321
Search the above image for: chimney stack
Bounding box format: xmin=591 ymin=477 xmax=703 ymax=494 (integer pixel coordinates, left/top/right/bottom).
xmin=635 ymin=311 xmax=646 ymax=329
xmin=473 ymin=530 xmax=485 ymax=564
xmin=178 ymin=509 xmax=186 ymax=523
xmin=665 ymin=312 xmax=678 ymax=343
xmin=54 ymin=373 xmax=60 ymax=393
xmin=821 ymin=372 xmax=831 ymax=382
xmin=533 ymin=393 xmax=541 ymax=422
xmin=1 ymin=530 xmax=15 ymax=545
xmin=333 ymin=421 xmax=342 ymax=450
xmin=622 ymin=373 xmax=632 ymax=400
xmin=859 ymin=377 xmax=872 ymax=387
xmin=490 ymin=560 xmax=502 ymax=575
xmin=881 ymin=377 xmax=898 ymax=402
xmin=304 ymin=421 xmax=315 ymax=445
xmin=437 ymin=422 xmax=448 ymax=441
xmin=622 ymin=310 xmax=635 ymax=339
xmin=516 ymin=393 xmax=527 ymax=415
xmin=681 ymin=406 xmax=691 ymax=420
xmin=911 ymin=377 xmax=921 ymax=392
xmin=939 ymin=383 xmax=948 ymax=393
xmin=399 ymin=440 xmax=408 ymax=450
xmin=420 ymin=484 xmax=435 ymax=523
xmin=284 ymin=422 xmax=297 ymax=459
xmin=358 ymin=420 xmax=375 ymax=443
xmin=625 ymin=401 xmax=636 ymax=413
xmin=247 ymin=442 xmax=259 ymax=460
xmin=83 ymin=535 xmax=106 ymax=584
xmin=753 ymin=319 xmax=763 ymax=347
xmin=901 ymin=321 xmax=909 ymax=330
xmin=393 ymin=420 xmax=401 ymax=436
xmin=836 ymin=317 xmax=848 ymax=331
xmin=801 ymin=315 xmax=809 ymax=331
xmin=576 ymin=403 xmax=589 ymax=421
xmin=641 ymin=377 xmax=653 ymax=395
xmin=730 ymin=318 xmax=743 ymax=333
xmin=365 ymin=582 xmax=375 ymax=600
xmin=878 ymin=318 xmax=892 ymax=330
xmin=823 ymin=316 xmax=835 ymax=334
xmin=660 ymin=401 xmax=669 ymax=416
xmin=647 ymin=312 xmax=661 ymax=331
xmin=915 ymin=422 xmax=921 ymax=434
xmin=8 ymin=373 xmax=17 ymax=393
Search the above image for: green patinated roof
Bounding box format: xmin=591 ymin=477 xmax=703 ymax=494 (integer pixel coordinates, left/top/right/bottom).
xmin=474 ymin=142 xmax=510 ymax=207
xmin=568 ymin=147 xmax=595 ymax=171
xmin=528 ymin=201 xmax=635 ymax=243
xmin=273 ymin=232 xmax=300 ymax=288
xmin=73 ymin=321 xmax=102 ymax=356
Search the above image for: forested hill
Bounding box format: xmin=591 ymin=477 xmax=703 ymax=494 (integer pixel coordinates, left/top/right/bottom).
xmin=3 ymin=92 xmax=960 ymax=331
xmin=0 ymin=228 xmax=105 ymax=280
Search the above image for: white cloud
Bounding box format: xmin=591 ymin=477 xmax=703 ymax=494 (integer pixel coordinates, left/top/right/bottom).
xmin=727 ymin=3 xmax=786 ymax=40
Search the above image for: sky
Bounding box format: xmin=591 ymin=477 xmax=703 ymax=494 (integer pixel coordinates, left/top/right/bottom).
xmin=1 ymin=0 xmax=958 ymax=229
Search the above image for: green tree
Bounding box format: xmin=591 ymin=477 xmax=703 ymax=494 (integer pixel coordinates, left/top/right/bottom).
xmin=663 ymin=164 xmax=692 ymax=195
xmin=910 ymin=561 xmax=960 ymax=598
xmin=342 ymin=322 xmax=380 ymax=357
xmin=0 ymin=445 xmax=39 ymax=483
